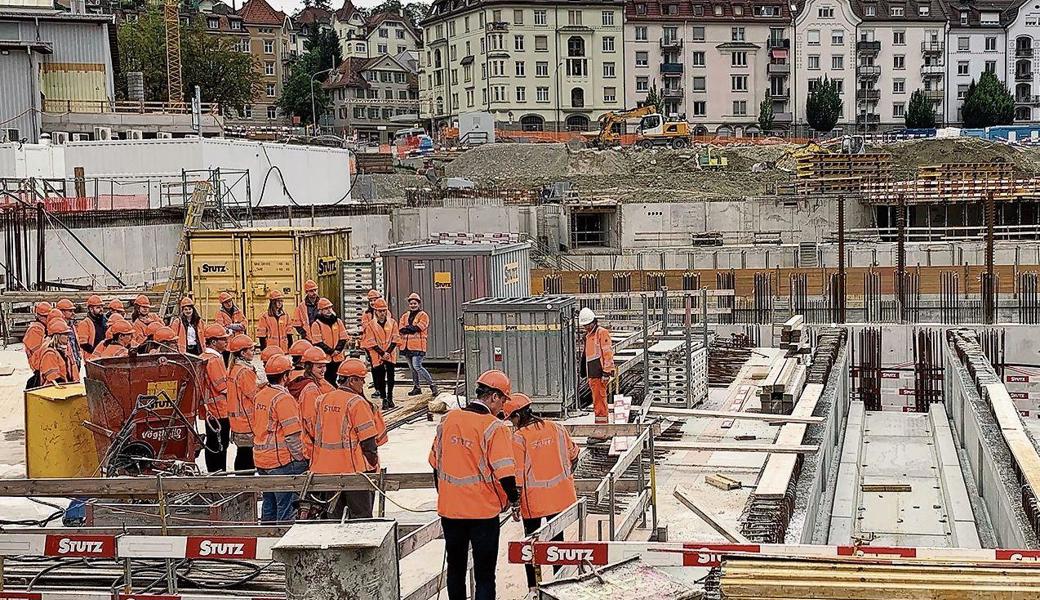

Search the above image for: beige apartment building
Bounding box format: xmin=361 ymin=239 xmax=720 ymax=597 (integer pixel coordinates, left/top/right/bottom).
xmin=238 ymin=0 xmax=293 ymax=123
xmin=333 ymin=1 xmax=422 ymax=60
xmin=419 ymin=0 xmax=627 ymax=132
xmin=623 ymin=0 xmax=793 ymax=135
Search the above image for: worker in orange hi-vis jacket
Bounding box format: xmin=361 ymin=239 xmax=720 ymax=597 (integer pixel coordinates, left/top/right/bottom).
xmin=257 ymin=290 xmax=292 ymax=352
xmin=578 ymin=307 xmax=615 ymax=425
xmin=291 ymin=279 xmax=321 ymax=341
xmin=287 ymin=339 xmax=313 ymax=381
xmin=360 ymin=298 xmax=401 ymax=410
xmin=360 ymin=289 xmax=381 ymax=329
xmin=106 ymin=298 xmax=125 ymax=320
xmin=252 ymin=354 xmax=309 ymax=523
xmin=169 ymin=296 xmax=206 ymax=355
xmin=129 ymin=295 xmax=159 ymax=348
xmin=94 ymin=319 xmax=134 ymax=358
xmin=399 ymin=292 xmax=438 ymax=397
xmin=23 ymin=302 xmax=51 ymax=388
xmin=309 ymin=358 xmax=380 ymax=519
xmin=309 ymin=298 xmax=347 ymax=387
xmin=502 ymin=392 xmax=580 ymax=591
xmin=428 ymin=369 xmax=521 ymax=600
xmin=214 ymin=292 xmax=247 ymax=336
xmin=55 ymin=298 xmax=82 ymax=372
xmin=200 ymin=324 xmax=231 ymax=473
xmin=38 ymin=320 xmax=78 ymax=386
xmin=76 ymin=295 xmax=107 ymax=360
xmin=150 ymin=327 xmax=178 ymax=352
xmin=288 ymin=346 xmax=334 ymax=460
xmin=226 ymin=334 xmax=258 ymax=472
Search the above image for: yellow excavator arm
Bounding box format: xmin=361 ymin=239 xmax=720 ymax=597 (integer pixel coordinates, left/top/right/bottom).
xmin=585 ymin=105 xmax=658 ymax=147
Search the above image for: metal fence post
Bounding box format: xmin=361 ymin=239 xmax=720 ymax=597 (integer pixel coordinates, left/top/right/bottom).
xmin=685 ymin=293 xmax=693 ymax=408
xmin=608 ymin=478 xmax=616 ymax=541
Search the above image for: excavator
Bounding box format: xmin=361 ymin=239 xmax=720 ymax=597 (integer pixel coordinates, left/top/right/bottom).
xmin=581 ymin=105 xmax=693 ymax=149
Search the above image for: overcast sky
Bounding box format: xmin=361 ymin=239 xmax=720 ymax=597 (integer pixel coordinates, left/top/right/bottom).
xmin=268 ymin=0 xmax=431 ymax=17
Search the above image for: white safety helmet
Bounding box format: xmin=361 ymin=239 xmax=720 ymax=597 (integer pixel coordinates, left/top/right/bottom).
xmin=578 ymin=307 xmax=597 ymax=326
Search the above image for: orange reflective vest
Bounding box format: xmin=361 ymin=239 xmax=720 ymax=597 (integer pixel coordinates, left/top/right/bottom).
xmin=257 ymin=312 xmax=291 ymax=351
xmin=38 ymin=346 xmax=77 ymax=385
xmin=169 ymin=318 xmax=206 ymax=353
xmin=428 ymin=408 xmax=516 ymax=519
xmin=95 ymin=342 xmax=128 ymax=358
xmin=399 ymin=310 xmax=430 ymax=353
xmin=291 ymin=300 xmax=318 ymax=339
xmin=361 ymin=316 xmax=401 ymax=365
xmin=309 ymin=317 xmax=347 ymax=362
xmin=75 ymin=318 xmax=103 ymax=359
xmin=583 ymin=326 xmax=615 ymax=379
xmin=23 ymin=321 xmax=46 ymax=371
xmin=512 ymin=421 xmax=579 ymax=519
xmin=227 ymin=361 xmax=258 ymax=436
xmin=201 ymin=349 xmax=228 ymax=419
xmin=131 ymin=315 xmax=160 ymax=347
xmin=252 ymin=383 xmax=305 ymax=469
xmin=297 ymin=377 xmax=334 ymax=459
xmin=310 ymin=389 xmax=378 ymax=474
xmin=214 ymin=307 xmax=246 ymax=334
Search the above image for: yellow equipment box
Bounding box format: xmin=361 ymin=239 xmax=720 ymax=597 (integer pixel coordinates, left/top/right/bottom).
xmin=25 ymin=383 xmax=100 ymax=478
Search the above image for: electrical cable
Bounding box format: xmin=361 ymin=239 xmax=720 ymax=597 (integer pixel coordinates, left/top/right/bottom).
xmin=252 ymin=142 xmax=362 ymax=208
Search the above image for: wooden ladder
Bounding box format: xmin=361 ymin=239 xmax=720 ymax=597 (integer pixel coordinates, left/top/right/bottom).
xmin=159 ymin=181 xmax=212 ymax=323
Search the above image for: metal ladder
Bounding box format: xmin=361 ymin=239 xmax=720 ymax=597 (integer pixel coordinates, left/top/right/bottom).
xmin=159 ymin=181 xmax=212 ymax=323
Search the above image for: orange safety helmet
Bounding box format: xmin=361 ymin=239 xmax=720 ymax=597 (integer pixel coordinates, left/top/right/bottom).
xmin=337 ymin=359 xmax=367 ymax=378
xmin=108 ymin=299 xmax=125 ymax=313
xmin=47 ymin=319 xmax=70 ymax=335
xmin=179 ymin=297 xmax=195 ymax=308
xmin=265 ymin=354 xmax=293 ymax=376
xmin=86 ymin=295 xmax=103 ymax=307
xmin=476 ymin=369 xmax=512 ymax=397
xmin=228 ymin=334 xmax=254 ymax=353
xmin=304 ymin=280 xmax=319 ymax=292
xmin=108 ymin=313 xmax=126 ymax=324
xmin=302 ymin=346 xmax=330 ymax=364
xmin=260 ymin=346 xmax=284 ymax=363
xmin=407 ymin=293 xmax=422 ymax=302
xmin=317 ymin=297 xmax=334 ymax=310
xmin=46 ymin=308 xmax=63 ymax=323
xmin=203 ymin=324 xmax=229 ymax=340
xmin=56 ymin=298 xmax=75 ymax=311
xmin=218 ymin=291 xmax=234 ymax=303
xmin=367 ymin=289 xmax=381 ymax=301
xmin=109 ymin=319 xmax=134 ymax=336
xmin=371 ymin=298 xmax=389 ymax=310
xmin=134 ymin=295 xmax=150 ymax=308
xmin=145 ymin=321 xmax=163 ymax=337
xmin=503 ymin=393 xmax=532 ymax=418
xmin=153 ymin=326 xmax=177 ymax=342
xmin=288 ymin=339 xmax=313 ymax=357
xmin=268 ymin=289 xmax=283 ymax=301
xmin=34 ymin=302 xmax=52 ymax=317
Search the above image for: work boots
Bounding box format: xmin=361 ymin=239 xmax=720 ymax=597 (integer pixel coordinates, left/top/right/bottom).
xmin=407 ymin=387 xmax=422 ymax=396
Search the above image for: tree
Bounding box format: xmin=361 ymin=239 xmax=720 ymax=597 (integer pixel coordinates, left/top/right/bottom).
xmin=644 ymin=82 xmax=662 ymax=111
xmin=961 ymin=71 xmax=1015 ymax=128
xmin=302 ymin=0 xmax=332 ymax=9
xmin=905 ymin=89 xmax=936 ymax=129
xmin=805 ymin=76 xmax=841 ymax=133
xmin=365 ymin=0 xmax=428 ymax=27
xmin=758 ymin=89 xmax=774 ymax=132
xmin=277 ymin=29 xmax=343 ymax=126
xmin=118 ymin=9 xmax=259 ymax=108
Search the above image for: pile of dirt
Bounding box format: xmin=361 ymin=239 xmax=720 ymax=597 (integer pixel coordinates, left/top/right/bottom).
xmin=880 ymin=137 xmax=1040 ymax=178
xmin=444 ymin=143 xmax=569 ymax=182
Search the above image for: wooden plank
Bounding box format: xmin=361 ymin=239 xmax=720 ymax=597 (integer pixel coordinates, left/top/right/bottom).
xmin=616 ymin=489 xmax=650 ymax=541
xmin=530 ymin=498 xmax=584 ymax=542
xmin=655 ymin=442 xmax=818 ymax=454
xmin=706 ymin=473 xmax=742 ymax=491
xmin=861 ymin=483 xmax=912 ymax=493
xmin=398 ymin=518 xmax=442 ymax=560
xmin=609 ymin=428 xmax=650 ymax=481
xmin=647 ymin=407 xmax=823 ymax=424
xmin=575 ymin=478 xmax=640 ymax=494
xmin=673 ymin=486 xmax=750 ymax=544
xmin=402 ymin=573 xmax=443 ymax=600
xmin=565 ymin=422 xmax=661 ymax=438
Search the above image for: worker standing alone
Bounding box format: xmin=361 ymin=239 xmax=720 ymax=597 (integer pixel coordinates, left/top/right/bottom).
xmin=76 ymin=295 xmax=107 ymax=360
xmin=310 ymin=359 xmax=380 ymax=519
xmin=23 ymin=302 xmax=51 ymax=388
xmin=257 ymin=290 xmax=292 ymax=351
xmin=579 ymin=308 xmax=615 ymax=425
xmin=291 ymin=280 xmax=320 ymax=341
xmin=503 ymin=393 xmax=580 ymax=591
xmin=170 ymin=297 xmax=205 ymax=355
xmin=226 ymin=334 xmax=258 ymax=471
xmin=309 ymin=298 xmax=347 ymax=387
xmin=400 ymin=293 xmax=438 ymax=397
xmin=253 ymin=354 xmax=309 ymax=523
xmin=428 ymin=369 xmax=520 ymax=600
xmin=200 ymin=324 xmax=231 ymax=473
xmin=361 ymin=298 xmax=400 ymax=410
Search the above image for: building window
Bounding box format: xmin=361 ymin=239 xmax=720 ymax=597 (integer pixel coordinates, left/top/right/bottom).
xmin=602 ymin=10 xmax=614 ymax=25
xmin=692 ymin=26 xmax=705 ymax=41
xmin=567 ymin=10 xmax=582 ymax=25
xmin=514 ymin=9 xmax=524 ymax=24
xmin=450 ymin=45 xmax=457 ymax=61
xmin=265 ymin=62 xmax=274 ymax=76
xmin=397 ymin=29 xmax=405 ymax=39
xmin=604 ymin=86 xmax=616 ymax=102
xmin=733 ymin=100 xmax=747 ymax=115
xmin=957 ymin=37 xmax=969 ymax=52
xmin=985 ymin=60 xmax=996 ymax=72
xmin=516 ymin=86 xmax=526 ymax=102
xmin=865 ymin=4 xmax=875 ymax=16
xmin=264 ymin=40 xmax=274 ymax=54
xmin=832 ymin=30 xmax=844 ymax=45
xmin=893 ymin=102 xmax=905 ymax=117
xmin=957 ymin=61 xmax=969 ymax=76
xmin=832 ymin=55 xmax=843 ymax=69
xmin=515 ymin=35 xmax=524 ymax=51
xmin=893 ymin=31 xmax=905 ymax=45
xmin=466 ymin=89 xmax=474 ymax=106
xmin=891 ymin=6 xmax=903 ymax=16
xmin=267 ymin=106 xmax=277 ymax=119
xmin=535 ymin=36 xmax=548 ymax=51
xmin=636 ymin=51 xmax=648 ymax=67
xmin=893 ymin=79 xmax=905 ymax=94
xmin=537 ymin=86 xmax=550 ymax=102
xmin=635 ymin=26 xmax=647 ymax=41
xmin=636 ymin=3 xmax=647 ymax=14
xmin=207 ymin=17 xmax=218 ymax=29
xmin=732 ymin=75 xmax=748 ymax=91
xmin=692 ymin=76 xmax=706 ymax=91
xmin=918 ymin=5 xmax=928 ymax=15
xmin=957 ymin=84 xmax=968 ymax=99
xmin=242 ymin=104 xmax=251 ymax=118
xmin=808 ymin=55 xmax=820 ymax=70
xmin=691 ymin=51 xmax=705 ymax=66
xmin=894 ymin=55 xmax=905 ymax=69
xmin=378 ymin=28 xmax=388 ymax=37
xmin=734 ymin=4 xmax=743 ymax=15
xmin=536 ymin=61 xmax=548 ymax=76
xmin=603 ymin=62 xmax=615 ymax=77
xmin=378 ymin=44 xmax=388 ymax=54
xmin=464 ymin=16 xmax=470 ymax=31
xmin=534 ymin=9 xmax=546 ymax=25
xmin=807 ymin=30 xmax=820 ymax=45
xmin=515 ymin=61 xmax=525 ymax=76
xmin=665 ymin=3 xmax=678 ymax=14
xmin=731 ymin=27 xmax=745 ymax=42
xmin=819 ymin=5 xmax=834 ymax=17
xmin=986 ymin=37 xmax=997 ymax=51
xmin=636 ymin=76 xmax=649 ymax=92
xmin=732 ymin=51 xmax=747 ymax=67
xmin=266 ymin=83 xmax=275 ymax=97
xmin=603 ymin=37 xmax=615 ymax=52
xmin=230 ymin=20 xmax=241 ymax=30
xmin=692 ymin=101 xmax=706 ymax=116
xmin=714 ymin=4 xmax=723 ymax=14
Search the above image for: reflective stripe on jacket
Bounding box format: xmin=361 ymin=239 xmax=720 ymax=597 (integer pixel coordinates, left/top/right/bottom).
xmin=310 ymin=389 xmax=378 ymax=474
xmin=252 ymin=383 xmax=305 ymax=469
xmin=513 ymin=421 xmax=579 ymax=519
xmin=428 ymin=408 xmax=516 ymax=519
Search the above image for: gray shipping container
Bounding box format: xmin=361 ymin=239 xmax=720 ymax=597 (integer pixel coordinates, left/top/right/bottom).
xmin=462 ymin=296 xmax=578 ymax=415
xmin=382 ymin=242 xmax=531 ymax=362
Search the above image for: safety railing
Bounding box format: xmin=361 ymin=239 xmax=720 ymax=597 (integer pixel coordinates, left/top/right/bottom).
xmin=42 ymin=99 xmax=221 ymax=115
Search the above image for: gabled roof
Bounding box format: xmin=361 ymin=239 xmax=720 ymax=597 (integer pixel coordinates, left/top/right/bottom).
xmin=366 ymin=10 xmax=421 ymax=41
xmin=238 ymin=0 xmax=286 ymax=26
xmin=324 ymin=56 xmax=372 ymax=89
xmin=850 ymin=0 xmax=947 ymax=22
xmin=334 ymin=0 xmax=362 ymax=22
xmin=998 ymin=0 xmax=1033 ymax=27
xmin=201 ymin=11 xmax=248 ymax=33
xmin=296 ymin=5 xmax=332 ymax=25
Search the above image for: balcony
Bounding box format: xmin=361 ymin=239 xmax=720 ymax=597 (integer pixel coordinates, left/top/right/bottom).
xmin=485 ymin=21 xmax=508 ymax=32
xmin=659 ymin=37 xmax=683 ymax=49
xmin=769 ymin=88 xmax=789 ymax=99
xmin=1017 ymin=47 xmax=1034 ymax=58
xmin=856 ymin=88 xmax=880 ymax=101
xmin=662 ymin=87 xmax=684 ymax=98
xmin=1016 ymin=94 xmax=1040 ymax=105
xmin=855 ymin=113 xmax=880 ymax=125
xmin=774 ymin=111 xmax=793 ymax=123
xmin=857 ymin=40 xmax=881 ymax=54
xmin=767 ymin=37 xmax=790 ymax=49
xmin=922 ymin=89 xmax=943 ymax=101
xmin=768 ymin=62 xmax=791 ymax=74
xmin=921 ymin=64 xmax=944 ymax=77
xmin=921 ymin=41 xmax=944 ymax=54
xmin=857 ymin=64 xmax=881 ymax=78
xmin=660 ymin=62 xmax=684 ymax=74
xmin=1017 ymin=71 xmax=1034 ymax=81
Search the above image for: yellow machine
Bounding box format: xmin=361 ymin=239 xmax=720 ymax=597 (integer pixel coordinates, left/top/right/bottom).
xmin=583 ymin=105 xmax=693 ymax=149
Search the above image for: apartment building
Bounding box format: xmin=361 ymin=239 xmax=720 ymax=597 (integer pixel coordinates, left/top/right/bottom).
xmin=333 ymin=1 xmax=422 ymax=60
xmin=238 ymin=0 xmax=293 ymax=123
xmin=1005 ymin=0 xmax=1039 ymax=121
xmin=419 ymin=0 xmax=626 ymax=131
xmin=295 ymin=5 xmax=333 ymax=54
xmin=793 ymin=0 xmax=860 ymax=131
xmin=942 ymin=0 xmax=1007 ymax=124
xmin=624 ymin=0 xmax=793 ymax=135
xmin=324 ymin=55 xmax=420 ymax=142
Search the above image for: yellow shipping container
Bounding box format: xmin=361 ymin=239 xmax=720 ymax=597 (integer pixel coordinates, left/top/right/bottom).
xmin=187 ymin=228 xmax=350 ymax=338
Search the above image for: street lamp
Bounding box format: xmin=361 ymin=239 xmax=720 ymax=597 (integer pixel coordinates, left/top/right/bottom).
xmin=310 ymin=67 xmax=335 ymax=136
xmin=790 ymin=2 xmax=798 ymax=136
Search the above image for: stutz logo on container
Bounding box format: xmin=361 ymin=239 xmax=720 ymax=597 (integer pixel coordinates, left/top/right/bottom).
xmin=200 ymin=263 xmax=229 ymax=274
xmin=508 ymin=542 xmax=607 ymax=565
xmin=186 ymin=537 xmax=257 ymax=559
xmin=503 ymin=261 xmax=520 ymax=286
xmin=45 ymin=534 xmax=116 ymax=558
xmin=317 ymin=256 xmax=338 ymax=276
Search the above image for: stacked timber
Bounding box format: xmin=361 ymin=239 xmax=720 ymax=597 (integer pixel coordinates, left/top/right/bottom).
xmin=757 ymin=357 xmax=807 ymax=415
xmin=778 ymin=315 xmax=807 ymax=357
xmin=355 ymin=152 xmax=394 ymax=174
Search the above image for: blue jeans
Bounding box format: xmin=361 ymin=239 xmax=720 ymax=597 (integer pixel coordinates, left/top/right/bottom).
xmin=258 ymin=459 xmax=309 ymax=523
xmin=407 ymin=352 xmax=435 ymax=390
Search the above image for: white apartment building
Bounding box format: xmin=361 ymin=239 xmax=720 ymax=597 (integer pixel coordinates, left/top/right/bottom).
xmin=623 ymin=0 xmax=793 ymax=135
xmin=1005 ymin=0 xmax=1040 ymax=121
xmin=332 ymin=1 xmax=421 ymax=60
xmin=943 ymin=1 xmax=1006 ymax=124
xmin=419 ymin=0 xmax=627 ymax=131
xmin=794 ymin=0 xmax=860 ymax=131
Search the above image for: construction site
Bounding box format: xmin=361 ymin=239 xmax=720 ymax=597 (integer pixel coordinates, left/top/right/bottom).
xmin=2 ymin=131 xmax=1040 ymax=599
